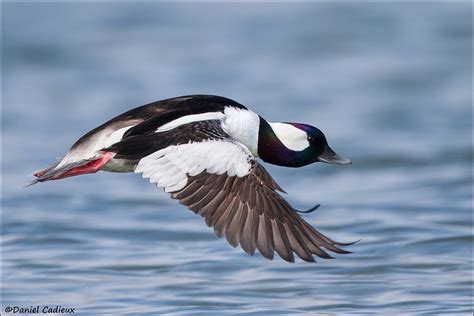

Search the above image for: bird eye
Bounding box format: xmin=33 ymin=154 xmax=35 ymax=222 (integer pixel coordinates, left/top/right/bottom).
xmin=307 ymin=136 xmax=314 ymax=143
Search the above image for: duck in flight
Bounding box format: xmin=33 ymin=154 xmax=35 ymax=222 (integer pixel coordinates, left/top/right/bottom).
xmin=31 ymin=95 xmax=353 ymax=262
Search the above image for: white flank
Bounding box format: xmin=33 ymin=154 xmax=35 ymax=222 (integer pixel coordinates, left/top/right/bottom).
xmin=222 ymin=107 xmax=260 ymax=157
xmin=136 ymin=140 xmax=253 ymax=193
xmin=268 ymin=122 xmax=309 ymax=151
xmin=156 ymin=112 xmax=224 ymax=132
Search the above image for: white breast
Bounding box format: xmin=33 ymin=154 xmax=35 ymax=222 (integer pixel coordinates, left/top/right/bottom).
xmin=154 ymin=106 xmax=261 ymax=157
xmin=222 ymin=107 xmax=260 ymax=157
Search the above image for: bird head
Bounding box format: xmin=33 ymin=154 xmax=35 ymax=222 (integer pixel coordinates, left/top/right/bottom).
xmin=258 ymin=119 xmax=351 ymax=167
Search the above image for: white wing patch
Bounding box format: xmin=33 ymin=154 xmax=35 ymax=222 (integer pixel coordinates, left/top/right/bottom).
xmin=156 ymin=112 xmax=224 ymax=132
xmin=135 ymin=140 xmax=253 ymax=193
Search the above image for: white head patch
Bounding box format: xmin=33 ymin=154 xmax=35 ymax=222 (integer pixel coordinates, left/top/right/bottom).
xmin=268 ymin=122 xmax=310 ymax=151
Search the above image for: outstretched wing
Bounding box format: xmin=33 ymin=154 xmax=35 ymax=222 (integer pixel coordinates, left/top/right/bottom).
xmin=170 ymin=162 xmax=351 ymax=262
xmin=111 ymin=120 xmax=350 ymax=262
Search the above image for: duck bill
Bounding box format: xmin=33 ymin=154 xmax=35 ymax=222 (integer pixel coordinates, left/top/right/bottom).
xmin=318 ymin=146 xmax=352 ymax=165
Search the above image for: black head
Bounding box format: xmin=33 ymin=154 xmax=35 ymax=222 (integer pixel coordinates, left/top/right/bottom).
xmin=258 ymin=118 xmax=351 ymax=167
xmin=293 ymin=123 xmax=351 ymax=165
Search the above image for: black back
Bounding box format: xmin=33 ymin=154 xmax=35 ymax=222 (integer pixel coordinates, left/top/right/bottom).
xmin=70 ymin=95 xmax=247 ymax=150
xmin=107 ymin=120 xmax=234 ymax=161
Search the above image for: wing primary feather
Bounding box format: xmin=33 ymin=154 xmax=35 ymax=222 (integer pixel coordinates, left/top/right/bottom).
xmin=205 ymin=177 xmax=236 ymax=226
xmin=301 ymin=221 xmax=352 ymax=254
xmin=271 ymin=220 xmax=295 ymax=263
xmin=273 ymin=201 xmax=331 ymax=260
xmin=284 ymin=222 xmax=315 ymax=262
xmin=200 ymin=190 xmax=228 ymax=222
xmin=199 ymin=190 xmax=227 ymax=217
xmin=209 ymin=179 xmax=238 ymax=226
xmin=172 ymin=179 xmax=202 ymax=200
xmin=213 ymin=194 xmax=238 ymax=237
xmin=335 ymin=239 xmax=361 ymax=246
xmin=247 ymin=180 xmax=257 ymax=208
xmin=256 ymin=215 xmax=274 ymax=260
xmin=292 ymin=224 xmax=334 ymax=259
xmin=255 ymin=164 xmax=287 ymax=193
xmin=217 ymin=195 xmax=241 ymax=237
xmin=239 ymin=204 xmax=257 ymax=255
xmin=179 ymin=183 xmax=212 ymax=207
xmin=208 ymin=193 xmax=233 ymax=229
xmin=188 ymin=187 xmax=219 ymax=211
xmin=240 ymin=203 xmax=258 ymax=255
xmin=224 ymin=201 xmax=244 ymax=247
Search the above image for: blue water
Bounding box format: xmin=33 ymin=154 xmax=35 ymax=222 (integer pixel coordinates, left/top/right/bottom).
xmin=2 ymin=3 xmax=472 ymax=315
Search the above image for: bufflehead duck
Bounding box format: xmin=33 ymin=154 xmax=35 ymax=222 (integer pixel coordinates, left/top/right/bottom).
xmin=32 ymin=95 xmax=352 ymax=262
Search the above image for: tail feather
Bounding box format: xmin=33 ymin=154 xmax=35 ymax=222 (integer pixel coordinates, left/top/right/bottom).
xmin=33 ymin=163 xmax=60 ymax=178
xmin=29 ymin=160 xmax=93 ymax=186
xmin=29 ymin=151 xmax=116 ymax=186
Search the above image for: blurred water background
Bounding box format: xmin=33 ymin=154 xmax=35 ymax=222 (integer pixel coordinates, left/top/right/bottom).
xmin=2 ymin=2 xmax=472 ymax=315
